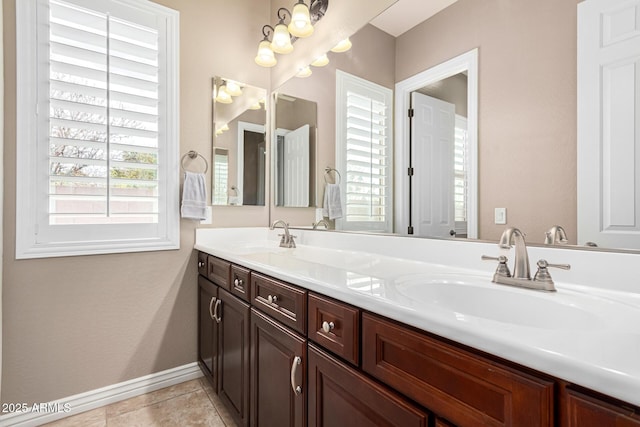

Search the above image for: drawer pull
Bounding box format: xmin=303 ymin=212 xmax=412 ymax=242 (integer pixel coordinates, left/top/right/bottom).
xmin=213 ymin=299 xmax=222 ymax=324
xmin=267 ymin=294 xmax=278 ymax=305
xmin=290 ymin=356 xmax=302 ymax=395
xmin=234 ymin=278 xmax=244 ymax=287
xmin=209 ymin=297 xmax=216 ymax=320
xmin=198 ymin=260 xmax=205 ymax=268
xmin=322 ymin=321 xmax=335 ymax=333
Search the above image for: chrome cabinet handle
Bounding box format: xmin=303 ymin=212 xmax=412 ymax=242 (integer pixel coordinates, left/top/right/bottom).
xmin=213 ymin=299 xmax=222 ymax=324
xmin=234 ymin=278 xmax=244 ymax=287
xmin=290 ymin=356 xmax=302 ymax=395
xmin=198 ymin=260 xmax=205 ymax=268
xmin=322 ymin=321 xmax=335 ymax=333
xmin=209 ymin=297 xmax=218 ymax=320
xmin=267 ymin=294 xmax=278 ymax=305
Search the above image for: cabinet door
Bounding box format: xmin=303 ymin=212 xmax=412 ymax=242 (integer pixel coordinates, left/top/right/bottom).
xmin=198 ymin=276 xmax=218 ymax=388
xmin=218 ymin=288 xmax=251 ymax=427
xmin=250 ymin=308 xmax=306 ymax=427
xmin=566 ymin=389 xmax=640 ymax=427
xmin=308 ymin=344 xmax=429 ymax=427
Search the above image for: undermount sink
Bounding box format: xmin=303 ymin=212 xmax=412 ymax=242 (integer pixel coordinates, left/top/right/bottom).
xmin=395 ymin=276 xmax=606 ymax=330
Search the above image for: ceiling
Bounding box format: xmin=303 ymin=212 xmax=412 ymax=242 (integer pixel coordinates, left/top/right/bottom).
xmin=369 ymin=0 xmax=459 ymax=37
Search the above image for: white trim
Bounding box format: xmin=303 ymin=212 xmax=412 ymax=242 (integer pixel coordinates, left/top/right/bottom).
xmin=0 ymin=363 xmax=203 ymax=427
xmin=0 ymin=0 xmax=4 ymax=401
xmin=395 ymin=48 xmax=479 ymax=238
xmin=236 ymin=121 xmax=266 ymax=206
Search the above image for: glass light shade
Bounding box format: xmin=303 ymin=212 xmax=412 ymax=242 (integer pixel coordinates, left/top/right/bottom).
xmin=249 ymin=101 xmax=262 ymax=110
xmin=221 ymin=123 xmax=229 ymax=131
xmin=296 ymin=66 xmax=312 ymax=78
xmin=271 ymin=23 xmax=294 ymax=54
xmin=288 ymin=2 xmax=314 ymax=38
xmin=226 ymin=80 xmax=242 ymax=96
xmin=255 ymin=40 xmax=277 ymax=67
xmin=331 ymin=38 xmax=352 ymax=53
xmin=215 ymin=129 xmax=223 ymax=136
xmin=215 ymin=85 xmax=232 ymax=104
xmin=310 ymin=53 xmax=329 ymax=67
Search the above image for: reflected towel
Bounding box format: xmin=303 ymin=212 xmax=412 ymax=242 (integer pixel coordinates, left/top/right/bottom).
xmin=181 ymin=171 xmax=207 ymax=220
xmin=322 ymin=183 xmax=343 ymax=220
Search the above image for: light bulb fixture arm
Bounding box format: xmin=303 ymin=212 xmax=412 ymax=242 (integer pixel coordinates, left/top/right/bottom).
xmin=277 ymin=7 xmax=292 ymax=24
xmin=261 ymin=24 xmax=275 ymax=41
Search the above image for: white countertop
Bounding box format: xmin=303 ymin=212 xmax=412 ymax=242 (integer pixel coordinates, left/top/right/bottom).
xmin=195 ymin=227 xmax=640 ymax=407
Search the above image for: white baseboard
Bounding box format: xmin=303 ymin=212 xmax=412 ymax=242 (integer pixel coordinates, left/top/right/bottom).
xmin=0 ymin=362 xmax=203 ymax=427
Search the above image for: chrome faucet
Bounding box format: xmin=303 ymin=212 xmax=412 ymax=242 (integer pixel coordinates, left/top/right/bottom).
xmin=482 ymin=227 xmax=570 ymax=292
xmin=312 ymin=219 xmax=330 ymax=230
xmin=544 ymin=225 xmax=568 ymax=245
xmin=499 ymin=227 xmax=531 ymax=279
xmin=270 ymin=220 xmax=296 ymax=248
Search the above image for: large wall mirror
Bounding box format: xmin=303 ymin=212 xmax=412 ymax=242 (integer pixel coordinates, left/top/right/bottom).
xmin=269 ymin=0 xmax=640 ymax=253
xmin=212 ymin=76 xmax=267 ymax=206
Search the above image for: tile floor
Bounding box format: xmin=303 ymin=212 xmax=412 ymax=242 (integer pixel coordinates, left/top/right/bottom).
xmin=42 ymin=378 xmax=238 ymax=427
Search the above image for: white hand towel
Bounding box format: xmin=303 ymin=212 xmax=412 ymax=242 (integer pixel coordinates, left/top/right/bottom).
xmin=181 ymin=171 xmax=207 ymax=220
xmin=322 ymin=183 xmax=343 ymax=220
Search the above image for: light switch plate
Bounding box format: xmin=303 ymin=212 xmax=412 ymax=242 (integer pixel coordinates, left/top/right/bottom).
xmin=494 ymin=207 xmax=507 ymax=225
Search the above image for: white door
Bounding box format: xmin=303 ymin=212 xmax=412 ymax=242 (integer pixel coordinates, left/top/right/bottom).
xmin=411 ymin=92 xmax=456 ymax=238
xmin=284 ymin=124 xmax=310 ymax=207
xmin=578 ymin=0 xmax=640 ymax=249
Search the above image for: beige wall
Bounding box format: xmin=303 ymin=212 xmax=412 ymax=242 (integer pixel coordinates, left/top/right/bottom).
xmin=396 ymin=0 xmax=579 ymax=243
xmin=2 ymin=0 xmax=269 ymax=404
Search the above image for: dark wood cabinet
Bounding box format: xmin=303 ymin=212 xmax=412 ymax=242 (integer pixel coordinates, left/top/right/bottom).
xmin=308 ymin=293 xmax=359 ymax=366
xmin=218 ymin=287 xmax=251 ymax=427
xmin=198 ymin=276 xmax=218 ymax=388
xmin=307 ymin=343 xmax=429 ymax=427
xmin=250 ymin=308 xmax=306 ymax=427
xmin=565 ymin=389 xmax=640 ymax=427
xmin=362 ymin=313 xmax=554 ymax=427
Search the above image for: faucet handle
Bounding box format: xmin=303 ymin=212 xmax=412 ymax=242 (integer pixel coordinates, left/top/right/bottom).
xmin=481 ymin=255 xmax=511 ymax=279
xmin=533 ymin=259 xmax=570 ymax=287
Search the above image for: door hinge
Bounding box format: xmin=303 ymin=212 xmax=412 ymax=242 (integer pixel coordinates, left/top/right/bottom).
xmin=408 ymin=167 xmax=414 ymax=176
xmin=408 ymin=108 xmax=414 ymax=118
xmin=408 ymin=226 xmax=414 ymax=235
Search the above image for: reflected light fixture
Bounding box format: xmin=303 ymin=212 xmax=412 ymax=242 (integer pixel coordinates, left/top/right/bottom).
xmin=331 ymin=37 xmax=352 ymax=53
xmin=255 ymin=25 xmax=277 ymax=67
xmin=296 ymin=66 xmax=313 ymax=78
xmin=310 ymin=53 xmax=329 ymax=67
xmin=288 ymin=0 xmax=314 ymax=38
xmin=221 ymin=123 xmax=229 ymax=132
xmin=249 ymin=101 xmax=262 ymax=110
xmin=225 ymin=80 xmax=242 ymax=97
xmin=271 ymin=8 xmax=294 ymax=54
xmin=215 ymin=81 xmax=232 ymax=104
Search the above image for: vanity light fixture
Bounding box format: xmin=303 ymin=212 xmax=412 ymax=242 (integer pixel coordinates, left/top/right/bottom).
xmin=215 ymin=81 xmax=232 ymax=104
xmin=249 ymin=101 xmax=262 ymax=110
xmin=331 ymin=37 xmax=352 ymax=53
xmin=296 ymin=66 xmax=313 ymax=78
xmin=310 ymin=53 xmax=329 ymax=67
xmin=271 ymin=8 xmax=294 ymax=54
xmin=255 ymin=25 xmax=277 ymax=67
xmin=225 ymin=80 xmax=242 ymax=97
xmin=288 ymin=0 xmax=314 ymax=38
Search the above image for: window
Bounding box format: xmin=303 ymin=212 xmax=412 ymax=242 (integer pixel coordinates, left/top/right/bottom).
xmin=213 ymin=148 xmax=229 ymax=205
xmin=454 ymin=115 xmax=468 ymax=236
xmin=16 ymin=0 xmax=179 ymax=258
xmin=336 ymin=71 xmax=393 ymax=232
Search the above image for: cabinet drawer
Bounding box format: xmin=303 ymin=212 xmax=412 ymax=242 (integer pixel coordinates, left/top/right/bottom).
xmin=566 ymin=388 xmax=640 ymax=426
xmin=230 ymin=265 xmax=251 ymax=302
xmin=251 ymin=272 xmax=307 ymax=335
xmin=308 ymin=293 xmax=359 ymax=366
xmin=362 ymin=313 xmax=554 ymax=427
xmin=208 ymin=256 xmax=231 ymax=288
xmin=197 ymin=252 xmax=208 ymax=276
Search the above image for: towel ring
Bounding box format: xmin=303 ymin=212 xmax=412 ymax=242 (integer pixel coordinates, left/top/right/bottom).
xmin=324 ymin=167 xmax=341 ymax=185
xmin=181 ymin=150 xmax=209 ymax=174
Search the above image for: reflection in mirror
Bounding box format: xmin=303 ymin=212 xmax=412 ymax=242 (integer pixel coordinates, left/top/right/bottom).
xmin=212 ymin=76 xmax=267 ymax=206
xmin=274 ymin=93 xmax=317 ymax=207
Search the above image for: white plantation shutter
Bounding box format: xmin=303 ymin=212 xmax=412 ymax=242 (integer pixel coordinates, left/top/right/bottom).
xmin=16 ymin=0 xmax=179 ymax=258
xmin=336 ymin=71 xmax=393 ymax=232
xmin=454 ymin=115 xmax=468 ymax=230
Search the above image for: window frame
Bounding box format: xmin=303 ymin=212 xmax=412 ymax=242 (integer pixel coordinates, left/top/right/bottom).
xmin=16 ymin=0 xmax=180 ymax=259
xmin=335 ymin=70 xmax=393 ymax=233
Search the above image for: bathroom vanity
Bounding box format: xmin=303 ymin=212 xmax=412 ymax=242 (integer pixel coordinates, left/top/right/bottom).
xmin=195 ymin=228 xmax=640 ymax=427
